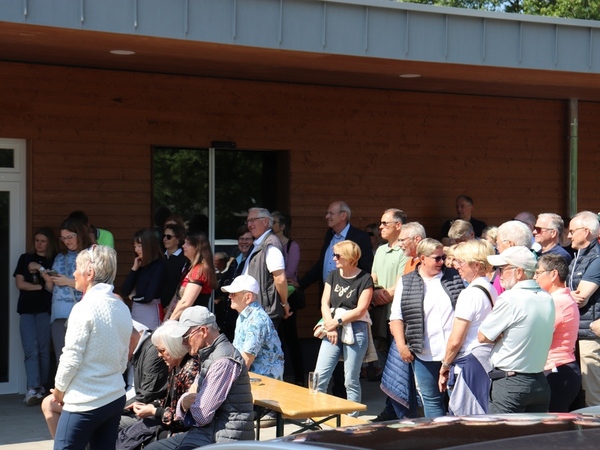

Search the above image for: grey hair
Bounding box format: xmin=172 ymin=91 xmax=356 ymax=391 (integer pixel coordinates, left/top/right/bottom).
xmin=332 ymin=201 xmax=352 ymax=220
xmin=497 ymin=220 xmax=533 ymax=248
xmin=248 ymin=207 xmax=274 ymax=228
xmin=537 ymin=253 xmax=569 ymax=283
xmin=402 ymin=222 xmax=426 ymax=239
xmin=151 ymin=320 xmax=189 ymax=359
xmin=572 ymin=211 xmax=600 ymax=239
xmin=205 ymin=322 xmax=220 ymax=333
xmin=538 ymin=213 xmax=564 ymax=235
xmin=76 ymin=245 xmax=117 ymax=285
xmin=448 ymin=219 xmax=474 ymax=240
xmin=384 ymin=208 xmax=407 ymax=225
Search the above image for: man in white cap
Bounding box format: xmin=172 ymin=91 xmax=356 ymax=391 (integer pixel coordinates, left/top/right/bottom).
xmin=477 ymin=246 xmax=555 ymax=413
xmin=223 ymin=274 xmax=284 ymax=380
xmin=145 ymin=306 xmax=254 ymax=449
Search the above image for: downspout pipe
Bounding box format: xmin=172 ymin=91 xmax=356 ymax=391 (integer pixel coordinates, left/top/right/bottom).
xmin=568 ymin=99 xmax=578 ymax=218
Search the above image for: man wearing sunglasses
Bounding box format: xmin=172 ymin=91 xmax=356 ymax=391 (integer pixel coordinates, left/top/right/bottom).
xmin=478 ymin=246 xmax=555 ymax=413
xmin=533 ymin=213 xmax=572 ymax=264
xmin=147 ymin=307 xmax=254 ymax=449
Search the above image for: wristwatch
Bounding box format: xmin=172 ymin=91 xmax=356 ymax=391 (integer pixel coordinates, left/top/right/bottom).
xmin=337 ymin=318 xmax=343 ymax=328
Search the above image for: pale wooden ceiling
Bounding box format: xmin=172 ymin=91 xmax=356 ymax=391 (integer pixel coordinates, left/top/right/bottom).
xmin=2 ymin=21 xmax=600 ymax=102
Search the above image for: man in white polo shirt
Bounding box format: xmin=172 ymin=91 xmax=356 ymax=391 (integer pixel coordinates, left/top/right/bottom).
xmin=478 ymin=246 xmax=555 ymax=413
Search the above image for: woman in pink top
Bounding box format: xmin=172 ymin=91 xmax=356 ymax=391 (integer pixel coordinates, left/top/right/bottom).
xmin=534 ymin=254 xmax=581 ymax=412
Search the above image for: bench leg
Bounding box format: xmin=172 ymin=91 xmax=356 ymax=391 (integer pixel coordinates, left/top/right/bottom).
xmin=276 ymin=413 xmax=284 ymax=437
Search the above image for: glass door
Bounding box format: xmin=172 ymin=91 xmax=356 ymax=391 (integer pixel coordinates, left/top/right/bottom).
xmin=0 ymin=139 xmax=26 ymax=394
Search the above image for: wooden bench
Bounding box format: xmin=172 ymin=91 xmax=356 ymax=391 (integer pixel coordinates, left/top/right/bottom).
xmin=249 ymin=372 xmax=367 ymax=438
xmin=313 ymin=414 xmax=370 ymax=429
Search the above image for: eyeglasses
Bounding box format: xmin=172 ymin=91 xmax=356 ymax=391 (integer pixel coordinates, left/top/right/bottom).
xmin=60 ymin=233 xmax=77 ymax=241
xmin=454 ymin=260 xmax=467 ymax=267
xmin=534 ymin=227 xmax=553 ymax=234
xmin=245 ymin=217 xmax=266 ymax=225
xmin=163 ymin=234 xmax=174 ymax=240
xmin=326 ymin=210 xmax=346 ymax=217
xmin=379 ymin=221 xmax=398 ymax=227
xmin=499 ymin=265 xmax=518 ymax=274
xmin=333 ymin=253 xmax=342 ymax=259
xmin=427 ymin=255 xmax=447 ymax=263
xmin=568 ymin=227 xmax=586 ymax=236
xmin=534 ymin=269 xmax=550 ymax=277
xmin=182 ymin=327 xmax=201 ymax=342
xmin=238 ymin=237 xmax=253 ymax=242
xmin=399 ymin=237 xmax=414 ymax=243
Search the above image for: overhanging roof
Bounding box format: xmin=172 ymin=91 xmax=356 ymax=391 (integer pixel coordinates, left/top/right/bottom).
xmin=1 ymin=0 xmax=600 ymax=101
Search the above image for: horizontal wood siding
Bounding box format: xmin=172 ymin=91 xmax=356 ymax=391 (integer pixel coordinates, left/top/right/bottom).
xmin=0 ymin=61 xmax=596 ymax=336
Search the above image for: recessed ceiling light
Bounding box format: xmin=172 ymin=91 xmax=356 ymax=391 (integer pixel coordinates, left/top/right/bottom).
xmin=110 ymin=50 xmax=135 ymax=55
xmin=399 ymin=74 xmax=421 ymax=78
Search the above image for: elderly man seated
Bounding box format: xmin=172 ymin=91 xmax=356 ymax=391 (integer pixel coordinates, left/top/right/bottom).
xmin=223 ymin=275 xmax=284 ymax=380
xmin=145 ymin=306 xmax=254 ymax=450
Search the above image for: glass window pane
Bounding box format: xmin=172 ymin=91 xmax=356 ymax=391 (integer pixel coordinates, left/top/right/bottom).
xmin=152 ymin=148 xmax=279 ymax=245
xmin=0 ymin=149 xmax=14 ymax=169
xmin=153 ymin=148 xmax=210 ymax=232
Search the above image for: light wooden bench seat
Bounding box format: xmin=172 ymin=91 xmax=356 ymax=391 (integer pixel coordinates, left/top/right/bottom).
xmin=314 ymin=414 xmax=370 ymax=429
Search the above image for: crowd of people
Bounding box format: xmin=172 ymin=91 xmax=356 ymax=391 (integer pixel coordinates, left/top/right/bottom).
xmin=12 ymin=198 xmax=600 ymax=449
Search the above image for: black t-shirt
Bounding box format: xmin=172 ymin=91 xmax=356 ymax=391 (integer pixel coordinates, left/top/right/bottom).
xmin=327 ymin=269 xmax=373 ymax=310
xmin=13 ymin=253 xmax=53 ymax=314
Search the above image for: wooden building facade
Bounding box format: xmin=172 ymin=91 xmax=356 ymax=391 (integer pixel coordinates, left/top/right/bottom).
xmin=1 ymin=0 xmax=600 ymax=393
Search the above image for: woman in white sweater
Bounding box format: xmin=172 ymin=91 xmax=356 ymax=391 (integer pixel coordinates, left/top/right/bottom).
xmin=51 ymin=245 xmax=132 ymax=450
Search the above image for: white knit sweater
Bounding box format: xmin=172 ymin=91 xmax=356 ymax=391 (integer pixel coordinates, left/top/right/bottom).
xmin=54 ymin=283 xmax=132 ymax=412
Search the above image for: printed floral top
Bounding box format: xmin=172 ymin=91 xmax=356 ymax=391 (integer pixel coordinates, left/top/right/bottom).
xmin=154 ymin=353 xmax=199 ymax=432
xmin=233 ymin=301 xmax=284 ymax=380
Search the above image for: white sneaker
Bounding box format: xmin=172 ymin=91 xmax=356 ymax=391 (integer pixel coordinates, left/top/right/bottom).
xmin=24 ymin=389 xmax=41 ymax=406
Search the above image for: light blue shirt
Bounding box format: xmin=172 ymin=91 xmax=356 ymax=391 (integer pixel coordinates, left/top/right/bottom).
xmin=50 ymin=250 xmax=83 ymax=323
xmin=322 ymin=223 xmax=350 ymax=283
xmin=233 ymin=301 xmax=284 ymax=380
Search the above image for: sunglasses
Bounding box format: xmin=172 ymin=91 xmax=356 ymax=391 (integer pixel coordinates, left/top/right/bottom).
xmin=163 ymin=234 xmax=174 ymax=240
xmin=333 ymin=253 xmax=342 ymax=259
xmin=427 ymin=255 xmax=447 ymax=263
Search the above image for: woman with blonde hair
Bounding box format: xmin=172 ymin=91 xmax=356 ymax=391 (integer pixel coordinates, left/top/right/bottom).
xmin=438 ymin=239 xmax=498 ymax=415
xmin=313 ymin=240 xmax=373 ymax=407
xmin=386 ymin=238 xmax=464 ymax=418
xmin=166 ymin=232 xmax=218 ymax=320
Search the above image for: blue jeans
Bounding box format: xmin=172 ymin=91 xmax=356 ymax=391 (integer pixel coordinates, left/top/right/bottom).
xmin=54 ymin=395 xmax=125 ymax=450
xmin=314 ymin=321 xmax=368 ymax=404
xmin=413 ymin=356 xmax=447 ymax=418
xmin=19 ymin=312 xmax=51 ymax=389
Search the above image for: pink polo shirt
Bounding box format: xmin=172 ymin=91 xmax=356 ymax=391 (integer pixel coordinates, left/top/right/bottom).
xmin=545 ymin=287 xmax=580 ymax=371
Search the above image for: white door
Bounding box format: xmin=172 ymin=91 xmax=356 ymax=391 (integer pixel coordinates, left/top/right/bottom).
xmin=0 ymin=139 xmax=27 ymax=394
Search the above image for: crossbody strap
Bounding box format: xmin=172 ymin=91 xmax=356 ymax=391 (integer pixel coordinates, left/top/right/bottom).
xmin=471 ymin=283 xmax=493 ymax=307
